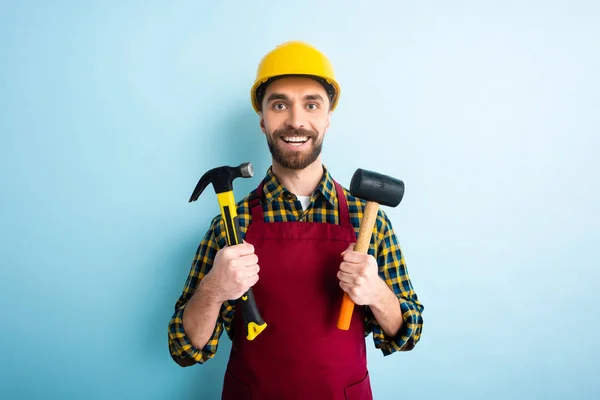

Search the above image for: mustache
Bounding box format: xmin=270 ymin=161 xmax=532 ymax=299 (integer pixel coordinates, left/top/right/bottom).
xmin=273 ymin=127 xmax=318 ymax=139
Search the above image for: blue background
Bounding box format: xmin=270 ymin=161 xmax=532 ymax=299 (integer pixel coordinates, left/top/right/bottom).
xmin=1 ymin=1 xmax=599 ymax=399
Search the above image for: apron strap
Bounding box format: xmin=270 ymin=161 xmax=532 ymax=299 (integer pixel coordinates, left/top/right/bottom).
xmin=334 ymin=181 xmax=352 ymax=229
xmin=250 ymin=179 xmax=265 ymax=224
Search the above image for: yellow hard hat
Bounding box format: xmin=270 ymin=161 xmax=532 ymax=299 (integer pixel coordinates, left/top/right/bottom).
xmin=250 ymin=41 xmax=341 ymax=113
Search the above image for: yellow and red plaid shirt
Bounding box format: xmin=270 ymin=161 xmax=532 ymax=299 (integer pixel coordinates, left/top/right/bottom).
xmin=168 ymin=166 xmax=424 ymax=366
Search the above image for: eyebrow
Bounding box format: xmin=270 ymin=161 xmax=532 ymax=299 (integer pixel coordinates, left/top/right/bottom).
xmin=266 ymin=93 xmax=325 ymax=103
xmin=304 ymin=94 xmax=325 ymax=103
xmin=266 ymin=93 xmax=289 ymax=103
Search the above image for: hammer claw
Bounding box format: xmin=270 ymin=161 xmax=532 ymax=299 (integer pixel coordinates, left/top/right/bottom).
xmin=189 ymin=173 xmax=212 ymax=202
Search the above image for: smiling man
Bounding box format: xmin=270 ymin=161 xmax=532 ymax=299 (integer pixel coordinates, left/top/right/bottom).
xmin=168 ymin=41 xmax=424 ymax=400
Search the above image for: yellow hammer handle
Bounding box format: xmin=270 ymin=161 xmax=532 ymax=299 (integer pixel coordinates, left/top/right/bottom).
xmin=337 ymin=201 xmax=379 ymax=330
xmin=217 ymin=190 xmax=267 ymax=340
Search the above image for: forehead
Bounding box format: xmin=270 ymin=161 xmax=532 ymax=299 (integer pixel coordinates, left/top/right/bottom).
xmin=263 ymin=76 xmax=328 ymax=98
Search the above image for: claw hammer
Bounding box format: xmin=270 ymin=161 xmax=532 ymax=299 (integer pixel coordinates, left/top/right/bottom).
xmin=337 ymin=168 xmax=405 ymax=330
xmin=189 ymin=162 xmax=267 ymax=340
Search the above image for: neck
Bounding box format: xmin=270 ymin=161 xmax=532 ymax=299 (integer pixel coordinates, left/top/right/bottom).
xmin=271 ymin=159 xmax=324 ymax=196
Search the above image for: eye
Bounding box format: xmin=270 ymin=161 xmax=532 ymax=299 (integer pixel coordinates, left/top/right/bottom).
xmin=306 ymin=103 xmax=319 ymax=111
xmin=273 ymin=102 xmax=287 ymax=111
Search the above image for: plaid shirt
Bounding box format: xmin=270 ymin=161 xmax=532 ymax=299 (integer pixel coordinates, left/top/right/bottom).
xmin=168 ymin=166 xmax=424 ymax=366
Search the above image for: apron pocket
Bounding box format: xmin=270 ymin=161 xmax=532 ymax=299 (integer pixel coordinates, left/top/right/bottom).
xmin=222 ymin=369 xmax=254 ymax=400
xmin=344 ymin=371 xmax=372 ymax=400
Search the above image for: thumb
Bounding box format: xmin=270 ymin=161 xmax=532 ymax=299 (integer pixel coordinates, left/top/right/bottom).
xmin=341 ymin=243 xmax=355 ymax=256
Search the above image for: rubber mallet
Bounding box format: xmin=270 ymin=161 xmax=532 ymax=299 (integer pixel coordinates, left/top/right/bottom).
xmin=337 ymin=168 xmax=405 ymax=330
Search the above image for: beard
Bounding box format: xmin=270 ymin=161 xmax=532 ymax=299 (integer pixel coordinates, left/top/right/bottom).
xmin=266 ymin=126 xmax=323 ymax=170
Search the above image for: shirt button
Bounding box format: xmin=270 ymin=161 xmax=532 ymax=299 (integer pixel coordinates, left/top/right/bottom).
xmin=285 ymin=193 xmax=294 ymax=200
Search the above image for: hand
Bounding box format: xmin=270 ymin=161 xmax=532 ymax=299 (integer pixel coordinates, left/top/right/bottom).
xmin=203 ymin=242 xmax=260 ymax=303
xmin=337 ymin=243 xmax=386 ymax=306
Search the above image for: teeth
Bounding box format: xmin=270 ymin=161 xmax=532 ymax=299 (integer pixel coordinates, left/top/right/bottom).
xmin=282 ymin=136 xmax=309 ymax=143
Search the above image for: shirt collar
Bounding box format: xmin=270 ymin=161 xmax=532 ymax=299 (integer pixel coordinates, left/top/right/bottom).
xmin=260 ymin=165 xmax=338 ymax=207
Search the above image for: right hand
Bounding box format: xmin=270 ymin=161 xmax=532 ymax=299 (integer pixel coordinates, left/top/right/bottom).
xmin=203 ymin=242 xmax=260 ymax=304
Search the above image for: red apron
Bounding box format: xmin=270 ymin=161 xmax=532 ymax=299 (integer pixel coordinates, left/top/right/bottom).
xmin=222 ymin=180 xmax=373 ymax=400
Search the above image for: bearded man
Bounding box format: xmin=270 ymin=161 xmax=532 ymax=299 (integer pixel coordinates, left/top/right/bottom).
xmin=168 ymin=41 xmax=424 ymax=400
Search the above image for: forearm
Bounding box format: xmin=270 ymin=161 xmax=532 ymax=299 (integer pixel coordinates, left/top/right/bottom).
xmin=369 ymin=279 xmax=403 ymax=338
xmin=182 ymin=277 xmax=223 ymax=350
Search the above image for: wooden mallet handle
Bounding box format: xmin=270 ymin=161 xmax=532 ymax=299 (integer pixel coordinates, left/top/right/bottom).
xmin=337 ymin=201 xmax=379 ymax=330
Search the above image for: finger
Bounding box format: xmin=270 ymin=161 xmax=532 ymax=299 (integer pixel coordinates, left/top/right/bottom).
xmin=237 ymin=253 xmax=259 ymax=268
xmin=337 ymin=270 xmax=355 ymax=284
xmin=342 ymin=250 xmax=368 ymax=263
xmin=245 ymin=273 xmax=259 ymax=287
xmin=339 ymin=261 xmax=360 ymax=273
xmin=239 ymin=264 xmax=260 ymax=278
xmin=230 ymin=242 xmax=255 ymax=256
xmin=339 ymin=281 xmax=352 ymax=294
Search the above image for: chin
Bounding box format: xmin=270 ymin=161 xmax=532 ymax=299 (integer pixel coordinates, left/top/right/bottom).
xmin=268 ymin=137 xmax=323 ymax=170
xmin=274 ymin=154 xmax=320 ymax=170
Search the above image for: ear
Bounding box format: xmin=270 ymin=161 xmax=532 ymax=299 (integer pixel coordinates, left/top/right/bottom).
xmin=259 ymin=113 xmax=266 ymax=134
xmin=324 ymin=110 xmax=332 ymax=133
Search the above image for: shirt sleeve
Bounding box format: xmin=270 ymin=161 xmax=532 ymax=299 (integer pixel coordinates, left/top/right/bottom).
xmin=167 ymin=215 xmax=228 ymax=367
xmin=365 ymin=210 xmax=424 ymax=355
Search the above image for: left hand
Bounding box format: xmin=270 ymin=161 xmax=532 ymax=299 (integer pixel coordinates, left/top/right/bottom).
xmin=337 ymin=243 xmax=386 ymax=306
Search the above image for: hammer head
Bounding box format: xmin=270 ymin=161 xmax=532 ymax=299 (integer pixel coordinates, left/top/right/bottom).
xmin=350 ymin=168 xmax=405 ymax=207
xmin=189 ymin=162 xmax=253 ymax=202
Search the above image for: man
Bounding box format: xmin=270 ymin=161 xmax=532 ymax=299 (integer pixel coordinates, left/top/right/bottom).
xmin=168 ymin=41 xmax=424 ymax=399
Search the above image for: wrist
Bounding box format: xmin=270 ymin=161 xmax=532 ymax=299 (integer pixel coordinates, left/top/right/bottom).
xmin=197 ymin=275 xmax=224 ymax=306
xmin=370 ymin=278 xmax=394 ymax=310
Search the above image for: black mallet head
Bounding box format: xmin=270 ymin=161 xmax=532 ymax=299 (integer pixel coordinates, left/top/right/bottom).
xmin=350 ymin=168 xmax=405 ymax=207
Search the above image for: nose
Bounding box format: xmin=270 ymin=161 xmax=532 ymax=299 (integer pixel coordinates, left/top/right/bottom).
xmin=285 ymin=105 xmax=306 ymax=129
